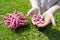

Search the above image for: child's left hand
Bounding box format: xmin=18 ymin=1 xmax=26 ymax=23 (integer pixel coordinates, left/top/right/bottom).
xmin=36 ymin=11 xmax=56 ymax=27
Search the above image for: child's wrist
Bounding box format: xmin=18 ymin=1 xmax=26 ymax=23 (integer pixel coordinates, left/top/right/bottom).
xmin=46 ymin=5 xmax=60 ymax=13
xmin=32 ymin=6 xmax=40 ymax=9
xmin=32 ymin=4 xmax=39 ymax=8
xmin=30 ymin=0 xmax=39 ymax=8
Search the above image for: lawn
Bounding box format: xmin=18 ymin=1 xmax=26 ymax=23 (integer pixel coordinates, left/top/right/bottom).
xmin=0 ymin=0 xmax=60 ymax=40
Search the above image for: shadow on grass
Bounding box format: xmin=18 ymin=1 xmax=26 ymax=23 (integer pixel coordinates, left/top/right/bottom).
xmin=11 ymin=21 xmax=60 ymax=40
xmin=41 ymin=23 xmax=60 ymax=40
xmin=14 ymin=22 xmax=31 ymax=34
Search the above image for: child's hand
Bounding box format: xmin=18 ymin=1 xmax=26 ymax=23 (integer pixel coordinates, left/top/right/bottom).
xmin=27 ymin=7 xmax=41 ymax=25
xmin=36 ymin=11 xmax=56 ymax=27
xmin=36 ymin=4 xmax=60 ymax=27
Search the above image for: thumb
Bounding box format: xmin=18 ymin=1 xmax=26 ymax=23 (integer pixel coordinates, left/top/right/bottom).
xmin=27 ymin=7 xmax=41 ymax=16
xmin=27 ymin=8 xmax=34 ymax=16
xmin=42 ymin=12 xmax=47 ymax=17
xmin=51 ymin=16 xmax=56 ymax=26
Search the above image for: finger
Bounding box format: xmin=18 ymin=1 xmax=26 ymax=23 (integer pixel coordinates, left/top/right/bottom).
xmin=42 ymin=11 xmax=50 ymax=17
xmin=27 ymin=8 xmax=34 ymax=16
xmin=37 ymin=17 xmax=50 ymax=27
xmin=27 ymin=8 xmax=41 ymax=16
xmin=51 ymin=16 xmax=56 ymax=26
xmin=37 ymin=8 xmax=41 ymax=15
xmin=42 ymin=12 xmax=47 ymax=17
xmin=31 ymin=19 xmax=36 ymax=25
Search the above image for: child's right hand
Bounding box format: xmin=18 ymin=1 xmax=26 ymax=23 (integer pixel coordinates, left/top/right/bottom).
xmin=27 ymin=7 xmax=41 ymax=25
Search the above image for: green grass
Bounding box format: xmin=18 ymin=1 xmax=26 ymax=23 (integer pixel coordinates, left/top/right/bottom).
xmin=0 ymin=0 xmax=60 ymax=40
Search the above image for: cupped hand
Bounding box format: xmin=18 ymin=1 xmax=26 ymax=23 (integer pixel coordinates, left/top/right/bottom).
xmin=27 ymin=7 xmax=41 ymax=25
xmin=36 ymin=11 xmax=56 ymax=27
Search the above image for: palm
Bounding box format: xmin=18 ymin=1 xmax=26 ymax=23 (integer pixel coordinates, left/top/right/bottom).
xmin=37 ymin=12 xmax=56 ymax=27
xmin=27 ymin=7 xmax=41 ymax=25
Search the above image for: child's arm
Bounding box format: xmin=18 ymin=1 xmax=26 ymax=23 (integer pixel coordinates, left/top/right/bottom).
xmin=41 ymin=5 xmax=60 ymax=27
xmin=46 ymin=5 xmax=60 ymax=15
xmin=27 ymin=0 xmax=41 ymax=16
xmin=30 ymin=0 xmax=39 ymax=7
xmin=27 ymin=0 xmax=41 ymax=25
xmin=46 ymin=0 xmax=60 ymax=15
